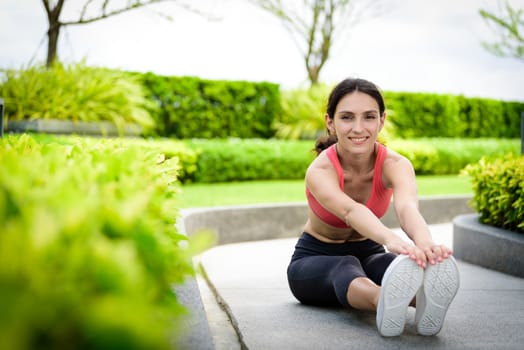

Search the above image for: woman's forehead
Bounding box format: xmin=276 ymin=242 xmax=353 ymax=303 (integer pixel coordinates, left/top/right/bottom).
xmin=336 ymin=92 xmax=380 ymax=113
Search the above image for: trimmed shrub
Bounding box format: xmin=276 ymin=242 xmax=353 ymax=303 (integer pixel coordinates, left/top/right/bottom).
xmin=186 ymin=138 xmax=316 ymax=183
xmin=0 ymin=134 xmax=195 ymax=349
xmin=463 ymin=155 xmax=524 ymax=233
xmin=136 ymin=73 xmax=281 ymax=138
xmin=385 ymin=92 xmax=464 ymax=138
xmin=384 ymin=91 xmax=522 ymax=138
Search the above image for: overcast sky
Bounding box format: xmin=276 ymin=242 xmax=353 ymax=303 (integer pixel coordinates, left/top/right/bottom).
xmin=1 ymin=0 xmax=523 ymax=101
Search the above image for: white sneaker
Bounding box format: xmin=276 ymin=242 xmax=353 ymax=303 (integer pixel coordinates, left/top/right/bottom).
xmin=377 ymin=255 xmax=424 ymax=337
xmin=415 ymin=256 xmax=460 ymax=336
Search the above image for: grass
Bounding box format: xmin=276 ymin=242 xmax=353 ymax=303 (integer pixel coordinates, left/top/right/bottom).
xmin=176 ymin=174 xmax=472 ymax=208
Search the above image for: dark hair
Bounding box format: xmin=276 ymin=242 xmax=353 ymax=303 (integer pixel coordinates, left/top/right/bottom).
xmin=314 ymin=78 xmax=386 ymax=154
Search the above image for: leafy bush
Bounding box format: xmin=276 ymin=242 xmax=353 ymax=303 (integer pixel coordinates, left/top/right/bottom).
xmin=33 ymin=134 xmax=200 ymax=184
xmin=135 ymin=73 xmax=281 ymax=138
xmin=463 ymin=155 xmax=524 ymax=233
xmin=0 ymin=62 xmax=156 ymax=135
xmin=274 ymin=84 xmax=331 ymax=139
xmin=0 ymin=134 xmax=195 ymax=349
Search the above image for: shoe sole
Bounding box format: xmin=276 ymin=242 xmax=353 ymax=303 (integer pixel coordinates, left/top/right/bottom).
xmin=416 ymin=256 xmax=460 ymax=336
xmin=377 ymin=255 xmax=424 ymax=337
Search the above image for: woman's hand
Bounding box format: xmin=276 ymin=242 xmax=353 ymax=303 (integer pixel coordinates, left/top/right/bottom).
xmin=416 ymin=241 xmax=453 ymax=266
xmin=385 ymin=235 xmax=427 ymax=268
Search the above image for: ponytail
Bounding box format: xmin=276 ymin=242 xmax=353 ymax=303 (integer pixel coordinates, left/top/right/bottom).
xmin=314 ymin=134 xmax=337 ymax=155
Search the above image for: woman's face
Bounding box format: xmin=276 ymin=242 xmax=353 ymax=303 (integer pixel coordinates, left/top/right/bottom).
xmin=326 ymin=91 xmax=385 ymax=154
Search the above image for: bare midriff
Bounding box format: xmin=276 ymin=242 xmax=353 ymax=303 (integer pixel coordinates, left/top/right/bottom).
xmin=303 ymin=208 xmax=368 ymax=243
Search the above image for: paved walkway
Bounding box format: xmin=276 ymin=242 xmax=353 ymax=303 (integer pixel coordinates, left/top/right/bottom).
xmin=196 ymin=223 xmax=524 ymax=350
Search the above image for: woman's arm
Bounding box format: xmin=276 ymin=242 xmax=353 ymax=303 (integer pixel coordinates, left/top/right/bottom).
xmin=385 ymin=155 xmax=453 ymax=265
xmin=305 ymin=157 xmax=422 ymax=259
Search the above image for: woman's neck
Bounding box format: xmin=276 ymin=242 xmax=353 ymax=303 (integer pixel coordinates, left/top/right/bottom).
xmin=335 ymin=142 xmax=377 ymax=174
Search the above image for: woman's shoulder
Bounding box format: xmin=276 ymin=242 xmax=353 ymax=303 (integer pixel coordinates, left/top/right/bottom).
xmin=382 ymin=146 xmax=413 ymax=172
xmin=306 ymin=147 xmax=336 ymax=176
xmin=308 ymin=148 xmax=330 ymax=168
xmin=383 ymin=145 xmax=406 ymax=162
xmin=380 ymin=146 xmax=415 ymax=189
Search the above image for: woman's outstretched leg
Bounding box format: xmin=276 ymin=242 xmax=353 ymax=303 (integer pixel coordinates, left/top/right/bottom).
xmin=346 ymin=277 xmax=380 ymax=311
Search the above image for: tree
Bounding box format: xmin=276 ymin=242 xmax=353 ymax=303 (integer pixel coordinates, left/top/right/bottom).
xmin=479 ymin=0 xmax=524 ymax=61
xmin=248 ymin=0 xmax=382 ymax=86
xmin=41 ymin=0 xmax=206 ymax=67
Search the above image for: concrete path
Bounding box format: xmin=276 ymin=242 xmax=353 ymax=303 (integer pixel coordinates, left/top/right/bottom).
xmin=197 ymin=223 xmax=524 ymax=350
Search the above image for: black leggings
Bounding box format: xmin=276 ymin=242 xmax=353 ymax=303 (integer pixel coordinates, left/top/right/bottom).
xmin=287 ymin=232 xmax=396 ymax=309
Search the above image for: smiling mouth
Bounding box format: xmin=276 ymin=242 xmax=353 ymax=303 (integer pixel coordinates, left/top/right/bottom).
xmin=349 ymin=137 xmax=368 ymax=143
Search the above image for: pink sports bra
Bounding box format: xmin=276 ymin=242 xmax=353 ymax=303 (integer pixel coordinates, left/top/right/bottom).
xmin=306 ymin=143 xmax=393 ymax=228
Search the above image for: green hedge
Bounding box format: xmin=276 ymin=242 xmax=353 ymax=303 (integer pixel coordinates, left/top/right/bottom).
xmin=387 ymin=138 xmax=519 ymax=175
xmin=0 ymin=135 xmax=197 ymax=349
xmin=185 ymin=139 xmax=316 ymax=183
xmin=135 ymin=73 xmax=281 ymax=138
xmin=181 ymin=138 xmax=520 ymax=183
xmin=384 ymin=91 xmax=523 ymax=138
xmin=464 ymin=155 xmax=524 ymax=233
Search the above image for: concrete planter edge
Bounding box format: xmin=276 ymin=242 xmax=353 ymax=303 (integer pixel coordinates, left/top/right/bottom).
xmin=453 ymin=213 xmax=524 ymax=278
xmin=6 ymin=119 xmax=142 ymax=137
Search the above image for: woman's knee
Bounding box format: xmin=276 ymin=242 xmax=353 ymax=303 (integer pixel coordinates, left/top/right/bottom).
xmin=363 ymin=252 xmax=397 ymax=285
xmin=335 ymin=255 xmax=361 ymax=269
xmin=331 ymin=256 xmax=368 ymax=308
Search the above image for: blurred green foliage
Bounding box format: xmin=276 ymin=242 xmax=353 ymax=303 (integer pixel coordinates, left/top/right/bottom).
xmin=0 ymin=134 xmax=202 ymax=349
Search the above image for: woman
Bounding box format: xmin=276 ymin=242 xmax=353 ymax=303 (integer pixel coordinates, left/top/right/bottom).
xmin=287 ymin=78 xmax=460 ymax=337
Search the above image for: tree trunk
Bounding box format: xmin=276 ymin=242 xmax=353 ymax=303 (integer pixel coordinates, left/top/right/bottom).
xmin=46 ymin=23 xmax=60 ymax=67
xmin=307 ymin=65 xmax=320 ymax=86
xmin=43 ymin=0 xmax=65 ymax=68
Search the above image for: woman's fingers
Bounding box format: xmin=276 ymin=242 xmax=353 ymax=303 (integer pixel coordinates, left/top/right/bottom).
xmin=405 ymin=245 xmax=427 ymax=268
xmin=420 ymin=244 xmax=454 ymax=265
xmin=424 ymin=246 xmax=437 ymax=265
xmin=432 ymin=245 xmax=444 ymax=262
